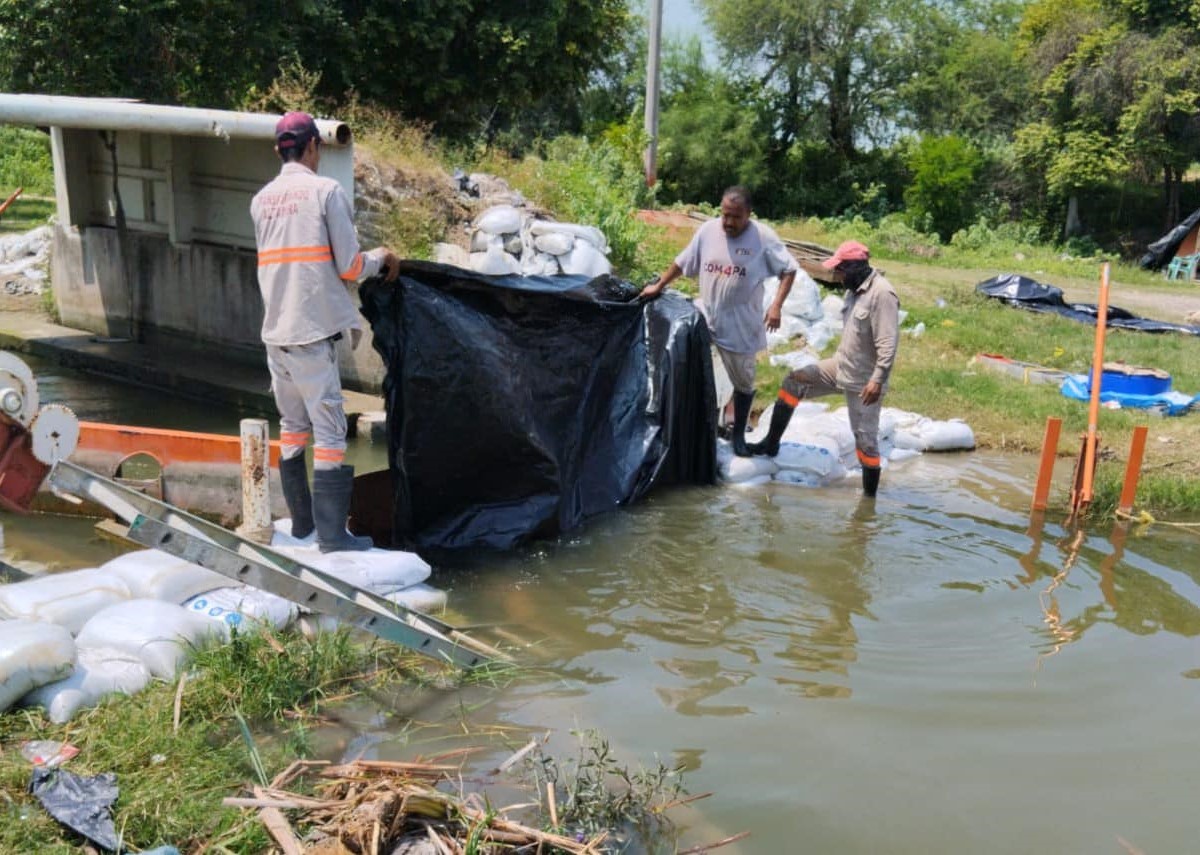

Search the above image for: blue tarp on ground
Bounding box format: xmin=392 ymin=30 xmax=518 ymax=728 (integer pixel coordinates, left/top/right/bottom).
xmin=1060 ymin=374 xmax=1200 ymax=416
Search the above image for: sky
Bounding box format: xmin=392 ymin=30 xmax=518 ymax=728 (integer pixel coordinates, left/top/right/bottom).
xmin=661 ymin=0 xmax=706 ymax=40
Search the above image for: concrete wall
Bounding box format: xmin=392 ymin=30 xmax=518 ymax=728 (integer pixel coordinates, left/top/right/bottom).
xmin=47 ymin=124 xmax=387 ymax=392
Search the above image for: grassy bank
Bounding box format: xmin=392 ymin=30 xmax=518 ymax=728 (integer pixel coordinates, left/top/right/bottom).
xmin=0 ymin=629 xmax=473 ymax=852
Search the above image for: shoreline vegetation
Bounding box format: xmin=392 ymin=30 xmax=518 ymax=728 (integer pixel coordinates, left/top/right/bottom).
xmin=0 ymin=629 xmax=704 ymax=853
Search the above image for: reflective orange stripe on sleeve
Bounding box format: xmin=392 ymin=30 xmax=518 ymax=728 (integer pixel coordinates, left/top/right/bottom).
xmin=338 ymin=252 xmax=365 ymax=281
xmin=778 ymin=390 xmax=800 ymax=408
xmin=258 ymin=245 xmax=334 ymax=266
xmin=313 ymin=447 xmax=345 ymax=463
xmin=280 ymin=431 xmax=310 ymax=447
xmin=856 ymin=449 xmax=881 ymax=467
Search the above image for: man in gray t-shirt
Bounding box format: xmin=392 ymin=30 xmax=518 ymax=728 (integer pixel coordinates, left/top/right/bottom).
xmin=640 ymin=186 xmax=798 ymax=456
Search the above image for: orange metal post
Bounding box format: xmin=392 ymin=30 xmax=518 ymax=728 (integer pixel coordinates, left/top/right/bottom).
xmin=1073 ymin=263 xmax=1111 ymax=511
xmin=1117 ymin=425 xmax=1149 ymax=516
xmin=1032 ymin=417 xmax=1062 ymax=512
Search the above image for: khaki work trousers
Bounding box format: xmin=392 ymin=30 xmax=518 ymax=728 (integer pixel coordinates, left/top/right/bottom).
xmin=781 ymin=357 xmax=882 ymax=466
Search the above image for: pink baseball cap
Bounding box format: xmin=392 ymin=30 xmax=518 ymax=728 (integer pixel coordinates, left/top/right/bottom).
xmin=821 ymin=240 xmax=870 ymax=269
xmin=275 ymin=111 xmax=320 ymax=151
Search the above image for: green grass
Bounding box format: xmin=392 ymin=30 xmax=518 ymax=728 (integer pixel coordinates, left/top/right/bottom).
xmin=0 ymin=628 xmax=470 ymax=852
xmin=0 ymin=196 xmax=54 ymax=233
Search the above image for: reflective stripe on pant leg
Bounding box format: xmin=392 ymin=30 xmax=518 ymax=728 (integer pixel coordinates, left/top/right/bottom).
xmin=781 ymin=357 xmax=840 ymax=405
xmin=846 ymin=390 xmax=882 ymax=466
xmin=283 ymin=339 xmax=348 ymax=470
xmin=267 ymin=345 xmax=312 ymax=461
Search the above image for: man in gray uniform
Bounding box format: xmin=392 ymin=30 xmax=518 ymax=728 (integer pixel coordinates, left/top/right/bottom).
xmin=640 ymin=186 xmax=798 ymax=456
xmin=251 ymin=112 xmax=399 ymax=551
xmin=749 ymin=240 xmax=899 ymax=497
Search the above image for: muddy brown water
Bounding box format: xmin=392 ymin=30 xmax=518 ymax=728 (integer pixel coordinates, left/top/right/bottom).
xmin=7 ymin=356 xmax=1200 ymax=853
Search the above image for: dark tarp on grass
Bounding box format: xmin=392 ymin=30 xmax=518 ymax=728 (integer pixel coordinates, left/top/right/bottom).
xmin=1139 ymin=208 xmax=1200 ymax=270
xmin=975 ymin=273 xmax=1200 ymax=336
xmin=359 ymin=262 xmax=717 ymax=552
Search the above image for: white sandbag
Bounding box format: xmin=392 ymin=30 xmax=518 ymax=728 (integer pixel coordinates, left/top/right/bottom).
xmin=917 ymin=419 xmax=976 ymax=451
xmin=470 ymin=243 xmax=522 ymax=276
xmin=763 ymin=271 xmax=823 ymax=321
xmin=774 ymin=443 xmax=845 ymax=480
xmin=101 ymin=549 xmax=228 ymax=604
xmin=182 ymin=587 xmax=297 ymax=637
xmin=774 ymin=469 xmax=825 ymax=488
xmin=528 ymin=220 xmax=608 ymax=253
xmin=469 ymin=229 xmax=491 ymax=252
xmin=768 ymin=350 xmax=819 ymax=372
xmin=729 ymin=474 xmax=774 ymax=489
xmin=76 ymin=599 xmax=219 ymax=680
xmin=765 ymin=314 xmax=810 ymax=348
xmin=558 ymin=241 xmax=612 ymax=277
xmin=821 ymin=294 xmax=845 ymax=329
xmin=23 ymin=646 xmax=150 ymax=723
xmin=270 ymin=545 xmax=431 ymax=596
xmin=272 ymin=518 xmax=316 ymax=548
xmin=720 ymin=453 xmax=780 ymax=483
xmin=520 ymin=251 xmax=561 ymax=277
xmin=474 ymin=204 xmax=523 ymax=236
xmin=0 ymin=567 xmax=132 ymax=634
xmin=384 ymin=584 xmax=448 ymax=614
xmin=887 ymin=447 xmax=922 ymax=463
xmin=0 ymin=619 xmax=76 ymax=713
xmin=805 ymin=319 xmax=838 ymax=352
xmin=534 ymin=231 xmax=575 ymax=256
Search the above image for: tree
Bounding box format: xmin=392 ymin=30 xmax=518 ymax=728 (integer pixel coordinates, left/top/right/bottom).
xmin=0 ymin=0 xmax=635 ymax=141
xmin=903 ymin=134 xmax=984 ymax=239
xmin=655 ymin=39 xmax=770 ymax=205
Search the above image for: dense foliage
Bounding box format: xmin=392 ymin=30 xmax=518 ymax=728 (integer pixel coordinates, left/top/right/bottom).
xmin=1 ymin=0 xmax=1199 ymax=252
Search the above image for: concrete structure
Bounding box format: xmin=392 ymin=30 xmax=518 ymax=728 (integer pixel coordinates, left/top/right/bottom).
xmin=0 ymin=94 xmax=385 ymax=392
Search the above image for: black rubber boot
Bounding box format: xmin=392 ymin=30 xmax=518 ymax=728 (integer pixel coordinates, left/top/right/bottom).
xmin=278 ymin=454 xmax=314 ymax=539
xmin=862 ymin=465 xmax=881 ymax=498
xmin=731 ymin=390 xmax=754 ymax=457
xmin=313 ymin=465 xmax=373 ymax=552
xmin=748 ymin=401 xmax=795 ymax=457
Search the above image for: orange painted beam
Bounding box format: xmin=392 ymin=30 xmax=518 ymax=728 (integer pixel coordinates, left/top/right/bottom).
xmin=1117 ymin=425 xmax=1149 ymax=516
xmin=78 ymin=421 xmax=282 ymax=467
xmin=1032 ymin=417 xmax=1061 ymax=512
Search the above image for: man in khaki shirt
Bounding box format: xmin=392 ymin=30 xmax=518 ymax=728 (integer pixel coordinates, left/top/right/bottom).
xmin=749 ymin=240 xmax=900 ymax=497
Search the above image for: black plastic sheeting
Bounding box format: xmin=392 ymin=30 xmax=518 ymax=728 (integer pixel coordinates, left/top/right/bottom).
xmin=359 ymin=262 xmax=717 ymax=552
xmin=1139 ymin=208 xmax=1200 ymax=270
xmin=30 ymin=767 xmax=120 ymax=852
xmin=975 ymin=274 xmax=1200 ymax=336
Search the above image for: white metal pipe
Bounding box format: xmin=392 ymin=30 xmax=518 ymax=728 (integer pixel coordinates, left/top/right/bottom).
xmin=643 ymin=0 xmax=663 ymax=187
xmin=0 ymin=93 xmax=350 ymax=146
xmin=236 ymin=418 xmax=273 ymax=544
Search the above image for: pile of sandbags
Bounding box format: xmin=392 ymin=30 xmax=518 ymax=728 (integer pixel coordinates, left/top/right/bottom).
xmin=1 ymin=224 xmax=51 ymax=295
xmin=719 ymin=403 xmax=975 ymax=488
xmin=0 ymin=536 xmax=442 ymax=723
xmin=436 ymin=204 xmax=613 ymax=278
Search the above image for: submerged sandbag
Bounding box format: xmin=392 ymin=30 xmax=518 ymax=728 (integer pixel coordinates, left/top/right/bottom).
xmin=23 ymin=646 xmax=151 ymax=723
xmin=101 ymin=549 xmax=228 ymax=603
xmin=0 ymin=568 xmax=132 ymax=634
xmin=0 ymin=619 xmax=76 ymax=712
xmin=76 ymin=599 xmax=219 ymax=680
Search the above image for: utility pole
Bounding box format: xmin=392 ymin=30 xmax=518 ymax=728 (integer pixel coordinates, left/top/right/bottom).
xmin=644 ymin=0 xmax=663 ymax=187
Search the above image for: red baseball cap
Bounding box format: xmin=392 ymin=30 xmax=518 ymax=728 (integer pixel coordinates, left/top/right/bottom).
xmin=821 ymin=240 xmax=870 ymax=269
xmin=275 ymin=111 xmax=320 ymax=151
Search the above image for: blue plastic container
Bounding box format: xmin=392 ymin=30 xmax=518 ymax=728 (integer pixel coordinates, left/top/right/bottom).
xmin=1087 ymin=367 xmax=1172 ymax=396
